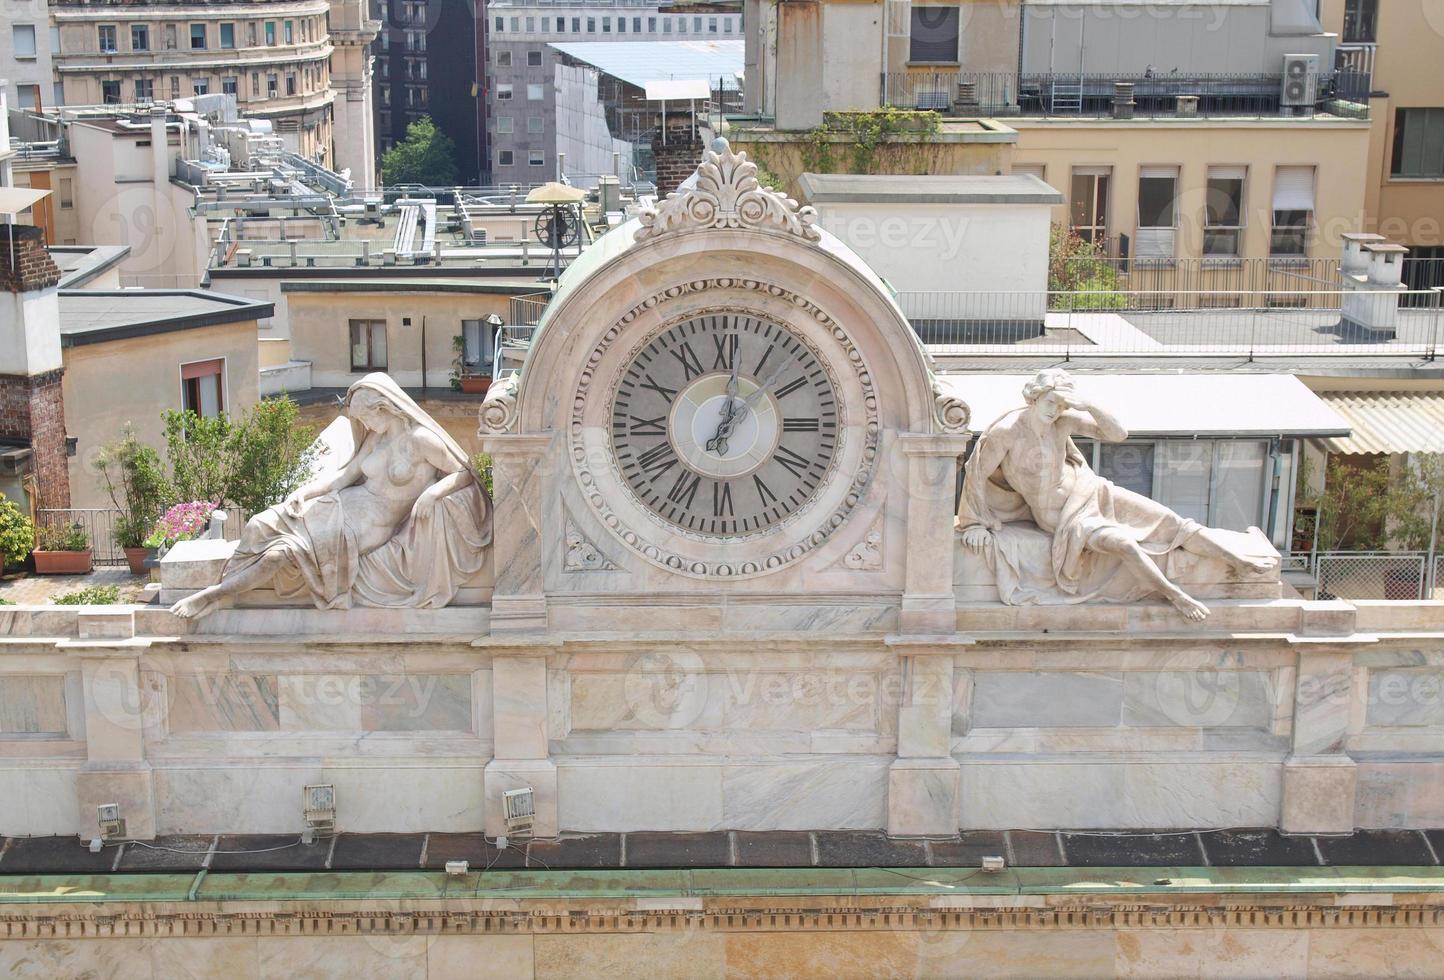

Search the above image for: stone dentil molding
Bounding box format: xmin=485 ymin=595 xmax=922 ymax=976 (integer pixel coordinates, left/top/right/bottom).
xmin=636 ymin=138 xmax=821 ymax=244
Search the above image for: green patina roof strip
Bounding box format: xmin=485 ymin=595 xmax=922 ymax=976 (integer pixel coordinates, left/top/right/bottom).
xmin=3 ymin=867 xmax=1444 ymax=905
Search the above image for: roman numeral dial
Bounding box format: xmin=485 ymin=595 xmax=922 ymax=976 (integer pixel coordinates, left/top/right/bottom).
xmin=610 ymin=313 xmax=840 ymax=537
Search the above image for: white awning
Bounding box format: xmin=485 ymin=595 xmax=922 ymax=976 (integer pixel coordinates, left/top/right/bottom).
xmin=938 ymin=373 xmax=1351 ymax=439
xmin=645 ymin=79 xmax=712 ymax=101
xmin=0 ymin=187 xmax=51 ymax=215
xmin=1315 ymin=391 xmax=1444 ymax=455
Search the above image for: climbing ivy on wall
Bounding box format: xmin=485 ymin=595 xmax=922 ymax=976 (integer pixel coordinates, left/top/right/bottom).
xmin=801 ymin=109 xmax=941 ymax=175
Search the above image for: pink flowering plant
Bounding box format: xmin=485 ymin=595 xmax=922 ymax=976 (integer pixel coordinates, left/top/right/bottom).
xmin=143 ymin=500 xmax=219 ymax=549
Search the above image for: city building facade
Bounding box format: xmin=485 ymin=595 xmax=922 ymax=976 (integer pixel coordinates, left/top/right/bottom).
xmin=485 ymin=1 xmax=740 ymax=184
xmin=1321 ymin=0 xmax=1444 ymax=287
xmin=372 ymin=0 xmax=484 ymax=183
xmin=48 ymin=0 xmax=353 ymax=167
xmin=1 ymin=0 xmax=57 ymax=111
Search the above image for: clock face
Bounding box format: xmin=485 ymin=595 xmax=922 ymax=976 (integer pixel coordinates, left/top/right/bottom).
xmin=610 ymin=314 xmax=839 ymax=537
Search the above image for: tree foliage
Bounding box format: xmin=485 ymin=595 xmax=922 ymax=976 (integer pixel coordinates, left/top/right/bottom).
xmin=161 ymin=397 xmax=318 ymax=517
xmin=380 ymin=116 xmax=460 ymax=187
xmin=1296 ymin=453 xmax=1444 ymax=552
xmin=1048 ymin=224 xmax=1125 ymax=309
xmin=96 ymin=427 xmax=170 ymax=548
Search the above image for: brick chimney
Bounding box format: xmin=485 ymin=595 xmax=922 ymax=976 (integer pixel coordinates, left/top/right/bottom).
xmin=651 ymin=114 xmax=705 ymax=197
xmin=0 ymin=223 xmax=70 ymax=510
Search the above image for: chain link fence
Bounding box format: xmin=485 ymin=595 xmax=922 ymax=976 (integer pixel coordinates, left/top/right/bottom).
xmin=1290 ymin=551 xmax=1441 ymax=601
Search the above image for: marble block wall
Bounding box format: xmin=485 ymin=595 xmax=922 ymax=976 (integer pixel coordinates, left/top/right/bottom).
xmin=3 ymin=601 xmax=1444 ymax=836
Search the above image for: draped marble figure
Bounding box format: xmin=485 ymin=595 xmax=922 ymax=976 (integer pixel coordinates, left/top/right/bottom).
xmin=171 ymin=374 xmax=492 ymax=618
xmin=957 ymin=369 xmax=1276 ymax=621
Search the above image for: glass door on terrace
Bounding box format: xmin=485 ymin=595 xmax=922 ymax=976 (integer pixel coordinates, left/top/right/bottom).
xmin=1070 ymin=167 xmax=1111 ymax=246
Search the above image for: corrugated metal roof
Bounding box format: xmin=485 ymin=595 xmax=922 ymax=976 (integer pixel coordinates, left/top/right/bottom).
xmin=1317 ymin=391 xmax=1444 ymax=455
xmin=548 ymin=40 xmax=743 ymax=90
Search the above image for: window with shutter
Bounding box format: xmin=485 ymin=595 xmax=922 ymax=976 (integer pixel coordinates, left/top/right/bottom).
xmin=1270 ymin=167 xmax=1315 ymax=256
xmin=1136 ymin=166 xmax=1178 ymax=260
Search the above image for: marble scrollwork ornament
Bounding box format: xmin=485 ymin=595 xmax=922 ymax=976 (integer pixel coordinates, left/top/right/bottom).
xmin=564 ymin=518 xmax=617 ymax=571
xmin=479 ymin=372 xmax=519 ymax=434
xmin=932 ymin=379 xmax=971 ymax=433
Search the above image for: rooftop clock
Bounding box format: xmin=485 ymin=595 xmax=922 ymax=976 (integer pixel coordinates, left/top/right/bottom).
xmin=610 ymin=314 xmax=839 ymax=538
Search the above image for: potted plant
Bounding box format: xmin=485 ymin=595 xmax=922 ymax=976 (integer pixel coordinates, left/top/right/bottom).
xmin=33 ymin=521 xmax=93 ymax=574
xmin=451 ymin=335 xmax=492 ymax=394
xmin=144 ymin=500 xmax=220 ymax=557
xmin=96 ymin=428 xmax=171 ymax=575
xmin=0 ymin=493 xmax=35 ymax=573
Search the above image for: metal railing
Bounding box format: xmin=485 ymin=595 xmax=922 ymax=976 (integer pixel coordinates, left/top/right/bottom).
xmin=1290 ymin=551 xmax=1442 ymax=602
xmin=35 ymin=508 xmax=246 ymax=568
xmin=1335 ymin=42 xmax=1376 ymax=99
xmin=509 ymin=292 xmax=550 ymax=327
xmin=901 ymin=288 xmax=1444 ymax=358
xmin=36 ymin=509 xmax=128 ymax=566
xmin=881 ymin=71 xmax=1368 ymax=120
xmin=1055 ymin=257 xmax=1341 ymax=296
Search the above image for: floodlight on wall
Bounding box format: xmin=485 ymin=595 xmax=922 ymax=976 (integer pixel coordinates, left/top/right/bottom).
xmin=502 ymin=787 xmax=535 ymax=834
xmin=89 ymin=803 xmax=126 ymax=851
xmin=981 ymin=856 xmax=1006 ymax=873
xmin=302 ymin=783 xmax=335 ymax=844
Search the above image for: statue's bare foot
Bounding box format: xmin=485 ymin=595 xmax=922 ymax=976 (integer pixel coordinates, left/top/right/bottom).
xmin=1169 ymin=591 xmax=1210 ymax=623
xmin=170 ymin=589 xmax=223 ymax=620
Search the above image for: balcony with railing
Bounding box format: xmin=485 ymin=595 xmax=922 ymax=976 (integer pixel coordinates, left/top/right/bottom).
xmin=881 ymin=71 xmax=1370 ymax=121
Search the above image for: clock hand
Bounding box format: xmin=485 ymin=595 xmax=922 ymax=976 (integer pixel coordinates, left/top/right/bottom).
xmin=706 ymin=357 xmax=744 ymax=454
xmin=706 ymin=359 xmax=791 ymax=454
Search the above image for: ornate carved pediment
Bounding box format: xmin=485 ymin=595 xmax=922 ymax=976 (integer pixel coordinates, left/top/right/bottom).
xmin=636 ymin=138 xmax=822 ymax=244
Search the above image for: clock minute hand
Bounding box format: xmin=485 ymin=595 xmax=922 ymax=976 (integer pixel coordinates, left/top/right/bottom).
xmin=707 ymin=359 xmax=744 ymax=454
xmin=706 ymin=360 xmax=791 ymax=454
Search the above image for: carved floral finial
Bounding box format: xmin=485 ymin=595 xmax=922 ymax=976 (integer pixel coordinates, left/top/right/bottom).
xmin=635 ymin=137 xmax=822 ymax=243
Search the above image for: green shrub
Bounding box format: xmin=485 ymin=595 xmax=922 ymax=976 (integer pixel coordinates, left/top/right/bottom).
xmin=0 ymin=494 xmax=35 ymax=566
xmin=52 ymin=585 xmax=121 ymax=606
xmin=97 ymin=427 xmax=170 ymax=549
xmin=37 ymin=522 xmax=89 ymax=552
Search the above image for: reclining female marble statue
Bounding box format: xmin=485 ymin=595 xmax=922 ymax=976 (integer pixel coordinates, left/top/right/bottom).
xmin=171 ymin=374 xmax=492 ymax=619
xmin=957 ymin=369 xmax=1277 ymax=622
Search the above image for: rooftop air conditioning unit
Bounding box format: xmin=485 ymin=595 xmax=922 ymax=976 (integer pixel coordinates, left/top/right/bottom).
xmin=1281 ymin=54 xmax=1320 ymax=107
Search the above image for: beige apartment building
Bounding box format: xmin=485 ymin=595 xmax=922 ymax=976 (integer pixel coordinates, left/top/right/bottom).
xmin=1320 ymin=0 xmax=1444 ymax=272
xmin=50 ymin=0 xmax=339 ymax=164
xmin=1010 ymin=119 xmax=1371 ymax=271
xmin=740 ymin=0 xmax=1375 ymax=279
